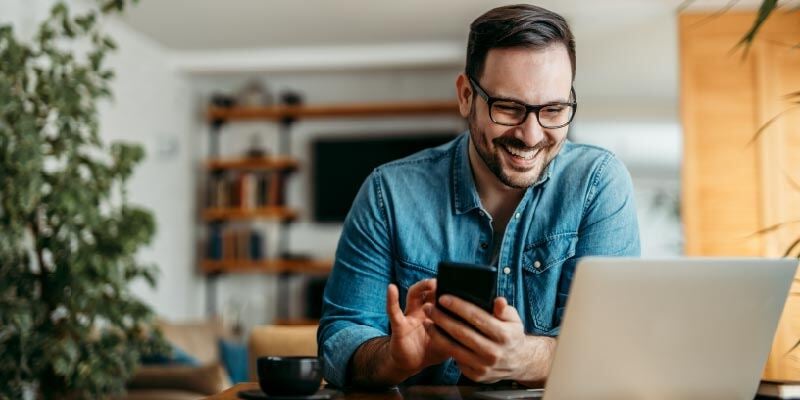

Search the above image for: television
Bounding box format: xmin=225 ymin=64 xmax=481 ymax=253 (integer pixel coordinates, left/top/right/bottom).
xmin=312 ymin=132 xmax=460 ymax=222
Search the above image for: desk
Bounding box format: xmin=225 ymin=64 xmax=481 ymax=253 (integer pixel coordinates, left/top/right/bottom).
xmin=207 ymin=384 xmax=495 ymax=400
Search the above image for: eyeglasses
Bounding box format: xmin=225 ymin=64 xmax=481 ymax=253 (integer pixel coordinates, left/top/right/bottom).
xmin=468 ymin=76 xmax=577 ymax=128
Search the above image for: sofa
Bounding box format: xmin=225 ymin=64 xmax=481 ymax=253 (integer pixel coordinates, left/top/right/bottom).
xmin=118 ymin=319 xmax=232 ymax=400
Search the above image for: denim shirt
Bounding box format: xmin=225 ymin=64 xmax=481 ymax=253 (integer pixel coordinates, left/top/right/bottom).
xmin=318 ymin=132 xmax=640 ymax=387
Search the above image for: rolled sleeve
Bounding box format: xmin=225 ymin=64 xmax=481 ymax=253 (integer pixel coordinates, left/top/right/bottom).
xmin=320 ymin=324 xmax=387 ymax=388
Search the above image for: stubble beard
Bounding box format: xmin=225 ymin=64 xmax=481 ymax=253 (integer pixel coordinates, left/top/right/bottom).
xmin=467 ymin=107 xmax=563 ymax=189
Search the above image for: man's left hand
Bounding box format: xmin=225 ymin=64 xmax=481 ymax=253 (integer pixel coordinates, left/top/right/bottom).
xmin=423 ymin=295 xmax=553 ymax=384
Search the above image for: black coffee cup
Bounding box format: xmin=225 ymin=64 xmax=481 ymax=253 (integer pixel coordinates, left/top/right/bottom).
xmin=256 ymin=356 xmax=322 ymax=396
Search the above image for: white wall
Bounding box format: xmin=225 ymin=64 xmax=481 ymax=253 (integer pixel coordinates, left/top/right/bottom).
xmin=1 ymin=0 xmax=202 ymax=321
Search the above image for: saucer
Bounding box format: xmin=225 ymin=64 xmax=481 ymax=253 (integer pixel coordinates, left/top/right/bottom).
xmin=237 ymin=388 xmax=339 ymax=400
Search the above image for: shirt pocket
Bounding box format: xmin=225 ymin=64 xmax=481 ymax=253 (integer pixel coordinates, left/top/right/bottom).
xmin=521 ymin=233 xmax=578 ymax=333
xmin=394 ymin=258 xmax=437 ymax=311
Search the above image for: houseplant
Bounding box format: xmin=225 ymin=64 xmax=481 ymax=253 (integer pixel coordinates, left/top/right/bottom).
xmin=0 ymin=0 xmax=166 ymax=398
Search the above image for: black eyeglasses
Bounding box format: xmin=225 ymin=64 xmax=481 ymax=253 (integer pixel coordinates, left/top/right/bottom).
xmin=468 ymin=76 xmax=577 ymax=128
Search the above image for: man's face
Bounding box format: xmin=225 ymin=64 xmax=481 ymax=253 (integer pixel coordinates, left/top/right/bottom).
xmin=460 ymin=45 xmax=573 ymax=189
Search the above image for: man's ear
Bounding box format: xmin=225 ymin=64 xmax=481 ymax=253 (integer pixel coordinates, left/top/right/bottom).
xmin=455 ymin=73 xmax=473 ymax=118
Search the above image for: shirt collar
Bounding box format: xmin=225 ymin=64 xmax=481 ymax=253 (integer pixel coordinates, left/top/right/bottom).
xmin=451 ymin=131 xmax=556 ymax=215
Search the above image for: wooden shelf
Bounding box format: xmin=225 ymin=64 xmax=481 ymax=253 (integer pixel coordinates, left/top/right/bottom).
xmin=206 ymin=157 xmax=299 ymax=172
xmin=201 ymin=259 xmax=333 ymax=275
xmin=202 ymin=206 xmax=297 ymax=221
xmin=207 ymin=100 xmax=460 ymax=122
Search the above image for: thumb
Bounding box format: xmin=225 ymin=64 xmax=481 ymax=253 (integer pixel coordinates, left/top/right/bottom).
xmin=493 ymin=297 xmax=521 ymax=322
xmin=386 ymin=284 xmax=405 ymax=327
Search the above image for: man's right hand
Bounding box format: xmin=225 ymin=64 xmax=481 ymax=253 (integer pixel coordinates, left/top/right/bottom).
xmin=386 ymin=279 xmax=449 ymax=374
xmin=350 ymin=278 xmax=449 ymax=387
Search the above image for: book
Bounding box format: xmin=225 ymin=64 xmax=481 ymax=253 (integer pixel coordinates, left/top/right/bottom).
xmin=758 ymin=380 xmax=800 ymax=399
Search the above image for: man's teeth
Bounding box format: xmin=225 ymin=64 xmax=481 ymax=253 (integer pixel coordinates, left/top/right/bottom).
xmin=504 ymin=145 xmax=537 ymax=160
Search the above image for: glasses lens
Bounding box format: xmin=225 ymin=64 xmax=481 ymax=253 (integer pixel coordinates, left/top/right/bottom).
xmin=538 ymin=104 xmax=574 ymax=128
xmin=490 ymin=101 xmax=527 ymax=125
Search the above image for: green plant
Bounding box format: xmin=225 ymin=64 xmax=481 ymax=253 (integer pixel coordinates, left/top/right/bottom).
xmin=0 ymin=1 xmax=167 ymax=398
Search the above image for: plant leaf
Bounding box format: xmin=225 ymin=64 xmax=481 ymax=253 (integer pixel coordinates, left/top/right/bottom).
xmin=785 ymin=237 xmax=800 ymax=258
xmin=750 ymin=219 xmax=800 ymax=236
xmin=736 ymin=0 xmax=779 ymax=56
xmin=747 ymin=106 xmax=800 ymax=147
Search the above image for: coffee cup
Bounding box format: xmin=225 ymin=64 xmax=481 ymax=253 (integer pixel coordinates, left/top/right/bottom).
xmin=256 ymin=356 xmax=322 ymax=396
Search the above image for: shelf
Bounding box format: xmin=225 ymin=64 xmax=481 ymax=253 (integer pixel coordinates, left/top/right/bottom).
xmin=202 ymin=206 xmax=297 ymax=222
xmin=207 ymin=100 xmax=460 ymax=122
xmin=201 ymin=259 xmax=333 ymax=275
xmin=206 ymin=157 xmax=299 ymax=172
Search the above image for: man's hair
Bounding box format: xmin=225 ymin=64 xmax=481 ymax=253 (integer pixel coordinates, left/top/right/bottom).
xmin=466 ymin=4 xmax=576 ymax=81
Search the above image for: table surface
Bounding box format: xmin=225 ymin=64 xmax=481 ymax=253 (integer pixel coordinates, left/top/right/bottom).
xmin=207 ymin=384 xmax=516 ymax=400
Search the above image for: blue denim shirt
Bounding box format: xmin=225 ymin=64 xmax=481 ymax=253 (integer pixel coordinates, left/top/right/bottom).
xmin=318 ymin=132 xmax=640 ymax=387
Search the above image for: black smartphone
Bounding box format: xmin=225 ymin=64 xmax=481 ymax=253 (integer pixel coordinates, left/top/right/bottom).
xmin=435 ymin=261 xmax=498 ymax=321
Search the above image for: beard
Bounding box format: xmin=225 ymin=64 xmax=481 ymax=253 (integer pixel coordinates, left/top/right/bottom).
xmin=468 ymin=107 xmax=564 ymax=189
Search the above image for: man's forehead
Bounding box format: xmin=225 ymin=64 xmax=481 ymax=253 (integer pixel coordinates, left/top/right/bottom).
xmin=479 ymin=45 xmax=573 ymax=102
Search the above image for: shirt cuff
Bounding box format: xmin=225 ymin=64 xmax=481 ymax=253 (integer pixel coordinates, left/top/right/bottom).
xmin=320 ymin=324 xmax=387 ymax=388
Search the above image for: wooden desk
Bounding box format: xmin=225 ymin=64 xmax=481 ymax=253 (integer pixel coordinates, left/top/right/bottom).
xmin=207 ymin=384 xmax=490 ymax=400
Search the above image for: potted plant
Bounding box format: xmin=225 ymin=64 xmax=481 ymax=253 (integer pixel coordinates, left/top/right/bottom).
xmin=0 ymin=0 xmax=166 ymax=398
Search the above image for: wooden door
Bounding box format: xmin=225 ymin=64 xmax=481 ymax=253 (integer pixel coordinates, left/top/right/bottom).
xmin=680 ymin=11 xmax=800 ymax=380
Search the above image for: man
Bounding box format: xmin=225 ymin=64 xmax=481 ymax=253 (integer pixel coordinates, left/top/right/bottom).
xmin=317 ymin=4 xmax=640 ymax=388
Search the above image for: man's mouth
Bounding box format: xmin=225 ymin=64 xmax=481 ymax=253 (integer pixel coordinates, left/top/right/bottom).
xmin=500 ymin=144 xmax=541 ymax=161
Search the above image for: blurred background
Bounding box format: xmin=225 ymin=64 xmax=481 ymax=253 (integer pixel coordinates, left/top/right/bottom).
xmin=4 ymin=0 xmax=799 ymax=395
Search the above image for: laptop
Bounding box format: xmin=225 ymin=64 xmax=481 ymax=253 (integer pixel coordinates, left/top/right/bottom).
xmin=476 ymin=257 xmax=797 ymax=400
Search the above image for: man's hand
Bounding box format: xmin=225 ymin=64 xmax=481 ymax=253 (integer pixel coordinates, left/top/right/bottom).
xmin=424 ymin=295 xmax=556 ymax=385
xmin=350 ymin=279 xmax=449 ymax=387
xmin=386 ymin=279 xmax=450 ymax=373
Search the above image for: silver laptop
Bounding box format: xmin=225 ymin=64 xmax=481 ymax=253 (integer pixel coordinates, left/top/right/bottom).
xmin=539 ymin=257 xmax=797 ymax=400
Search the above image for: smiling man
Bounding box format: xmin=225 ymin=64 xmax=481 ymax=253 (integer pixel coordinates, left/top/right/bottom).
xmin=317 ymin=4 xmax=640 ymax=388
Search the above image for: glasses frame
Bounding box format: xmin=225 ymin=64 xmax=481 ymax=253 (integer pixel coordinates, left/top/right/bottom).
xmin=468 ymin=76 xmax=577 ymax=128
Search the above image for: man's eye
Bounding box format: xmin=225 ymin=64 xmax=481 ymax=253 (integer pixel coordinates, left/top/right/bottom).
xmin=542 ymin=107 xmax=564 ymax=114
xmin=495 ymin=104 xmax=522 ymax=112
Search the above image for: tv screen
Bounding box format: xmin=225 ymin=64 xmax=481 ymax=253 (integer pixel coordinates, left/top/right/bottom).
xmin=312 ymin=132 xmax=459 ymax=222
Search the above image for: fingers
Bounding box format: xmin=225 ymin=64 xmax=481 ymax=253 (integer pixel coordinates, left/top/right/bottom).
xmin=437 ymin=295 xmax=506 ymax=342
xmin=493 ymin=297 xmax=522 ymax=323
xmin=425 ymin=319 xmax=485 ymax=368
xmin=425 ymin=303 xmax=497 ymax=360
xmin=406 ymin=278 xmax=437 ymax=310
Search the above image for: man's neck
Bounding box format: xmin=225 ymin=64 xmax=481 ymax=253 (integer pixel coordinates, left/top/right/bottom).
xmin=468 ymin=138 xmax=525 ymax=231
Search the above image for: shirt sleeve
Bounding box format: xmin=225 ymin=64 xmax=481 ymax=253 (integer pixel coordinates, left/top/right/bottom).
xmin=317 ymin=169 xmax=395 ymax=388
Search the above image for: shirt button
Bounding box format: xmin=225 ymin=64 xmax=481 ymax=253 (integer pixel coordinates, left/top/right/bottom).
xmin=503 ymin=267 xmax=511 ymax=275
xmin=534 ymin=261 xmax=542 ymax=269
xmin=515 ymin=213 xmax=521 ymax=219
xmin=480 ymin=242 xmax=489 ymax=250
xmin=478 ymin=210 xmax=485 ymax=217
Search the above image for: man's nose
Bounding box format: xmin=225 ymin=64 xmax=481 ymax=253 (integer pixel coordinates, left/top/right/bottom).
xmin=518 ymin=111 xmax=546 ymax=146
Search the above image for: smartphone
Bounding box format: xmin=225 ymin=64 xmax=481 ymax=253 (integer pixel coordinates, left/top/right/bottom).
xmin=435 ymin=261 xmax=498 ymax=320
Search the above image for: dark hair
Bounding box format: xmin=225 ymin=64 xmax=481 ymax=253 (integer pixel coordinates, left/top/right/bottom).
xmin=466 ymin=4 xmax=576 ymax=81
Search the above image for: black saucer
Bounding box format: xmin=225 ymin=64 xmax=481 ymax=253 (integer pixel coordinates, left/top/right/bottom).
xmin=237 ymin=388 xmax=339 ymax=400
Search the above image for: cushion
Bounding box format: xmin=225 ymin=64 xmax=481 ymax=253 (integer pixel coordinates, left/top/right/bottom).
xmin=219 ymin=338 xmax=249 ymax=384
xmin=157 ymin=318 xmax=223 ymax=366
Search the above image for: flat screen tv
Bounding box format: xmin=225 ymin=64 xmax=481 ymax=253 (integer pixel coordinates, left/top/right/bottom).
xmin=312 ymin=132 xmax=460 ymax=222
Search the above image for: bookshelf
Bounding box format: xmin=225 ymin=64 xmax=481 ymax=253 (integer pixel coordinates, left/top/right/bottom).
xmin=202 ymin=99 xmax=461 ymax=321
